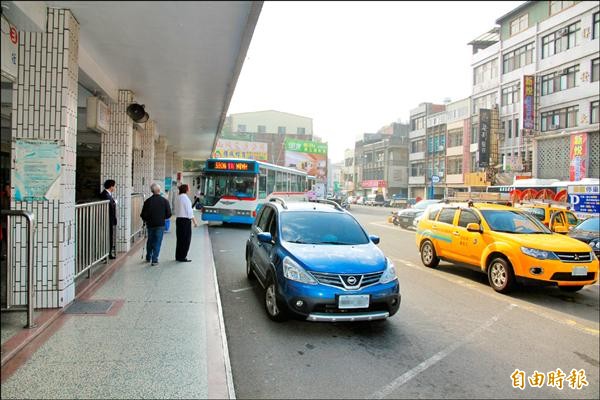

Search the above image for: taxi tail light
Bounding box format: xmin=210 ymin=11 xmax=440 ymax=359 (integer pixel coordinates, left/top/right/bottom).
xmin=252 ymin=210 xmax=256 ymax=217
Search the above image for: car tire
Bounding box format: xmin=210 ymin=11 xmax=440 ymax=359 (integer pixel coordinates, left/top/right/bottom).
xmin=487 ymin=257 xmax=516 ymax=294
xmin=246 ymin=257 xmax=255 ymax=280
xmin=420 ymin=240 xmax=439 ymax=268
xmin=559 ymin=285 xmax=584 ymax=293
xmin=264 ymin=275 xmax=288 ymax=322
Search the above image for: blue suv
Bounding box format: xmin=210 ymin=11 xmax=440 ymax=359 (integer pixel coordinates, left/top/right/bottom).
xmin=245 ymin=198 xmax=401 ymax=322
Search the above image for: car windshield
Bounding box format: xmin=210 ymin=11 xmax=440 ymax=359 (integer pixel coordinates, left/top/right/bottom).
xmin=480 ymin=210 xmax=551 ymax=234
xmin=204 ymin=173 xmax=256 ymax=205
xmin=574 ymin=218 xmax=600 ymax=233
xmin=414 ymin=200 xmax=439 ymax=210
xmin=280 ymin=212 xmax=370 ymax=245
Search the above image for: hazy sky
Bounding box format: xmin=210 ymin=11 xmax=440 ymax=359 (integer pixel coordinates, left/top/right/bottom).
xmin=227 ymin=1 xmax=525 ymax=162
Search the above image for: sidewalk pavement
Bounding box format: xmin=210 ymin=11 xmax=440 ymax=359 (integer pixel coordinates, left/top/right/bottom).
xmin=0 ymin=217 xmax=234 ymax=399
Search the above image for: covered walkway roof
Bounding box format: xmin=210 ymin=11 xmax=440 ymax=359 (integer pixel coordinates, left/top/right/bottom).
xmin=4 ymin=1 xmax=263 ymax=159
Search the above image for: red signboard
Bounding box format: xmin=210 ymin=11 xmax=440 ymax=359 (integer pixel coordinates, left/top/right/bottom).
xmin=569 ymin=132 xmax=588 ymax=181
xmin=361 ymin=180 xmax=387 ymax=188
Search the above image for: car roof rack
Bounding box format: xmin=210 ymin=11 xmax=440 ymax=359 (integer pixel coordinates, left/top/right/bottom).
xmin=517 ymin=199 xmax=571 ymax=209
xmin=443 ymin=197 xmax=513 ymax=207
xmin=269 ymin=197 xmax=288 ymax=209
xmin=315 ymin=199 xmax=344 ymax=211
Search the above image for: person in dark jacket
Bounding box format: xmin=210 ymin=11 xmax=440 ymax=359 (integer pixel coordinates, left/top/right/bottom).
xmin=99 ymin=179 xmax=117 ymax=259
xmin=140 ymin=183 xmax=172 ymax=266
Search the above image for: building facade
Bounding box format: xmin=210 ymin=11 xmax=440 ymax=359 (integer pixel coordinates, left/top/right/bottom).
xmin=470 ymin=1 xmax=599 ymax=182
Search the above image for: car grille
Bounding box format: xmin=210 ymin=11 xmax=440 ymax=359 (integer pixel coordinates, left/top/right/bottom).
xmin=554 ymin=252 xmax=592 ymax=263
xmin=550 ymin=272 xmax=596 ymax=281
xmin=310 ymin=271 xmax=384 ymax=290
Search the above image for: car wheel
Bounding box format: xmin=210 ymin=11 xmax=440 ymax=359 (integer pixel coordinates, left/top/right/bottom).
xmin=559 ymin=285 xmax=584 ymax=293
xmin=420 ymin=240 xmax=439 ymax=268
xmin=264 ymin=275 xmax=288 ymax=322
xmin=246 ymin=257 xmax=255 ymax=280
xmin=487 ymin=257 xmax=516 ymax=294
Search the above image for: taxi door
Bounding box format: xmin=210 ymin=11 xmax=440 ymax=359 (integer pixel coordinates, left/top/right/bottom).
xmin=453 ymin=209 xmax=487 ymax=267
xmin=433 ymin=207 xmax=458 ymax=258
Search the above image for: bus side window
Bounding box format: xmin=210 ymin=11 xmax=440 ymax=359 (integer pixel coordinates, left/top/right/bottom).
xmin=259 ymin=174 xmax=267 ymax=199
xmin=267 ymin=169 xmax=275 ymax=194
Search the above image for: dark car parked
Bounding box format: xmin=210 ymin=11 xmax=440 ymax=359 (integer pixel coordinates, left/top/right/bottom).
xmin=568 ymin=217 xmax=600 ymax=256
xmin=394 ymin=199 xmax=441 ymax=229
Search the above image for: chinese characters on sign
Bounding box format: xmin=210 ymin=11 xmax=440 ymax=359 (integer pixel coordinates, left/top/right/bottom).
xmin=569 ymin=133 xmax=588 ymax=181
xmin=522 ymin=75 xmax=535 ymax=130
xmin=511 ymin=369 xmax=588 ymax=390
xmin=13 ymin=139 xmax=62 ymax=202
xmin=212 ymin=138 xmax=268 ymax=161
xmin=212 ymin=161 xmax=251 ymax=171
xmin=478 ymin=109 xmax=491 ymax=168
xmin=284 ymin=138 xmax=328 ymax=182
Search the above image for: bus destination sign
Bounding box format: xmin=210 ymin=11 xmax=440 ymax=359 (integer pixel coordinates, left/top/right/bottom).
xmin=211 ymin=161 xmax=251 ymax=171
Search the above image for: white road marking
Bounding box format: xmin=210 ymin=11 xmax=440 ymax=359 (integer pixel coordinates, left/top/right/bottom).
xmin=394 ymin=258 xmax=600 ymax=337
xmin=368 ymin=304 xmax=516 ymax=399
xmin=369 ymin=222 xmax=415 ymax=232
xmin=219 ymin=249 xmax=229 ymax=252
xmin=230 ymin=286 xmax=254 ymax=293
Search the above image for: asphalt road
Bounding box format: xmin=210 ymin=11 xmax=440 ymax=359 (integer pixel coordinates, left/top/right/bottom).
xmin=209 ymin=205 xmax=600 ymax=399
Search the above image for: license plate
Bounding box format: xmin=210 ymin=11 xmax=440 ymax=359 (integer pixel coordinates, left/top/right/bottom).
xmin=402 ymin=217 xmax=409 ymax=222
xmin=572 ymin=267 xmax=588 ymax=276
xmin=338 ymin=295 xmax=369 ymax=309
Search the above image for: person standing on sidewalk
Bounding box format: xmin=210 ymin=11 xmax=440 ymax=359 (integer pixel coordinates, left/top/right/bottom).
xmin=141 ymin=183 xmax=172 ymax=266
xmin=99 ymin=179 xmax=117 ymax=259
xmin=174 ymin=184 xmax=198 ymax=262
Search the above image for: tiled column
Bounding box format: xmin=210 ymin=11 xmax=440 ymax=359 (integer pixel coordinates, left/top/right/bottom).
xmin=165 ymin=146 xmax=174 ymax=188
xmin=153 ymin=136 xmax=167 ymax=189
xmin=10 ymin=9 xmax=79 ymax=308
xmin=174 ymin=153 xmax=183 ymax=184
xmin=133 ymin=120 xmax=155 ymax=194
xmin=101 ymin=90 xmax=134 ymax=253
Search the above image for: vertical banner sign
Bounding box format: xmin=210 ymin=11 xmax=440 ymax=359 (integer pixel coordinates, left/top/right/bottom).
xmin=522 ymin=75 xmax=535 ymax=130
xmin=569 ymin=132 xmax=588 ymax=181
xmin=478 ymin=109 xmax=491 ymax=168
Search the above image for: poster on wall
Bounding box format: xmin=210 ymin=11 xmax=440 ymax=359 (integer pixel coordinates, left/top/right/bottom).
xmin=522 ymin=75 xmax=535 ymax=130
xmin=284 ymin=138 xmax=328 ymax=181
xmin=14 ymin=139 xmax=62 ymax=201
xmin=569 ymin=132 xmax=588 ymax=181
xmin=212 ymin=138 xmax=268 ymax=161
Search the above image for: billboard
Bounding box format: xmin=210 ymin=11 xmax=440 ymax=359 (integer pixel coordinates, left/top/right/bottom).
xmin=212 ymin=138 xmax=268 ymax=161
xmin=478 ymin=109 xmax=491 ymax=168
xmin=284 ymin=138 xmax=327 ymax=181
xmin=522 ymin=75 xmax=535 ymax=130
xmin=569 ymin=132 xmax=588 ymax=181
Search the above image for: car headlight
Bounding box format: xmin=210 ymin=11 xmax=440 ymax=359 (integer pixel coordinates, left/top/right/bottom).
xmin=282 ymin=257 xmax=317 ymax=285
xmin=589 ymin=239 xmax=600 ymax=250
xmin=379 ymin=258 xmax=398 ymax=284
xmin=520 ymin=246 xmax=557 ymax=260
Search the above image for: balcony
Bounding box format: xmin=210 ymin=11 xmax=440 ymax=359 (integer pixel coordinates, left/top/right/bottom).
xmin=446 ymin=146 xmax=463 ymax=157
xmin=409 ymin=128 xmax=426 ymax=139
xmin=409 ymin=152 xmax=425 ymax=161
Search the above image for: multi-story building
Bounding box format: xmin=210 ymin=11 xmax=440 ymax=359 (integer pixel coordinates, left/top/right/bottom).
xmin=408 ymin=103 xmax=446 ymax=199
xmin=444 ymin=98 xmax=472 ymax=196
xmin=469 ymin=1 xmax=599 ymax=181
xmin=221 ymin=110 xmax=315 ymax=165
xmin=327 ymin=160 xmax=344 ymax=195
xmin=342 ymin=148 xmax=355 ymax=193
xmin=354 ymin=122 xmax=410 ymax=198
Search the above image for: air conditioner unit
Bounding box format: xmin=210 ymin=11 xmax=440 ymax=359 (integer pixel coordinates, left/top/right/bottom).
xmin=438 ymin=145 xmax=444 ymax=151
xmin=556 ymin=28 xmax=569 ymax=37
xmin=549 ymin=124 xmax=559 ymax=130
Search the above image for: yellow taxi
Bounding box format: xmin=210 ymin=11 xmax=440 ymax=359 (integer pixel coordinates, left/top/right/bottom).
xmin=515 ymin=201 xmax=579 ymax=232
xmin=415 ymin=202 xmax=598 ymax=293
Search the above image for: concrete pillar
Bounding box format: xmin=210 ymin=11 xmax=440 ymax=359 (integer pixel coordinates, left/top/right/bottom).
xmin=133 ymin=120 xmax=155 ymax=194
xmin=165 ymin=146 xmax=174 ymax=190
xmin=101 ymin=89 xmax=134 ymax=253
xmin=10 ymin=9 xmax=79 ymax=307
xmin=153 ymin=136 xmax=167 ymax=190
xmin=174 ymin=153 xmax=183 ymax=184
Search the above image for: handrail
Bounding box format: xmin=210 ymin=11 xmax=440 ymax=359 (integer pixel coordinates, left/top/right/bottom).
xmin=74 ymin=200 xmax=110 ymax=279
xmin=315 ymin=199 xmax=344 ymax=211
xmin=2 ymin=210 xmax=36 ymax=328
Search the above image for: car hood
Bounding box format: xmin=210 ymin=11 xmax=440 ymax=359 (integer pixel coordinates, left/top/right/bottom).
xmin=498 ymin=232 xmax=595 ymax=252
xmin=569 ymin=230 xmax=600 ymax=243
xmin=283 ymin=243 xmax=386 ymax=274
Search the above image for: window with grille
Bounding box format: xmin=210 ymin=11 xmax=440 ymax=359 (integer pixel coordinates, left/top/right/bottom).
xmin=541 ymin=65 xmax=579 ymax=95
xmin=502 ymin=43 xmax=534 ymax=74
xmin=501 ymin=84 xmax=521 ymax=105
xmin=540 ymin=106 xmax=578 ymax=131
xmin=542 ymin=21 xmax=580 ymax=59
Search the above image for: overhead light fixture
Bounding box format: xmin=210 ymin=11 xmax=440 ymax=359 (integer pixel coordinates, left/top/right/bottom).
xmin=127 ymin=103 xmax=149 ymax=123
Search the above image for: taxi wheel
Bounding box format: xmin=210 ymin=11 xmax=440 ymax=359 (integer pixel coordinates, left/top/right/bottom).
xmin=264 ymin=275 xmax=288 ymax=322
xmin=559 ymin=285 xmax=583 ymax=293
xmin=487 ymin=257 xmax=516 ymax=294
xmin=420 ymin=240 xmax=439 ymax=268
xmin=246 ymin=257 xmax=255 ymax=280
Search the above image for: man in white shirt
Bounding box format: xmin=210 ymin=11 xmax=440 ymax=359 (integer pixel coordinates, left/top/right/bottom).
xmin=174 ymin=184 xmax=198 ymax=262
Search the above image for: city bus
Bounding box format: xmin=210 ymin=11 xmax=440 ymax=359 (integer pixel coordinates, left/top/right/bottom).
xmin=201 ymin=158 xmax=312 ymax=224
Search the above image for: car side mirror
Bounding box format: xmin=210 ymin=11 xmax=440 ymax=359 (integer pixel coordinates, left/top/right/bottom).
xmin=466 ymin=223 xmax=482 ymax=233
xmin=552 ymin=225 xmax=568 ymax=234
xmin=369 ymin=235 xmax=380 ymax=244
xmin=257 ymin=232 xmax=273 ymax=243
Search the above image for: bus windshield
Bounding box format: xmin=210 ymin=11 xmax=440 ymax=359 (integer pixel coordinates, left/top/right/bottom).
xmin=205 ymin=174 xmax=256 ymax=205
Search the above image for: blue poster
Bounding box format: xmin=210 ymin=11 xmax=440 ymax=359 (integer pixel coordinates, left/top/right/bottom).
xmin=164 ymin=177 xmax=172 ymax=192
xmin=14 ymin=139 xmax=61 ymax=201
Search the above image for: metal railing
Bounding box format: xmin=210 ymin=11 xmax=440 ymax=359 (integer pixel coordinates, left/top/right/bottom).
xmin=75 ymin=200 xmax=109 ymax=279
xmin=1 ymin=210 xmax=36 ymax=328
xmin=130 ymin=193 xmax=145 ymax=241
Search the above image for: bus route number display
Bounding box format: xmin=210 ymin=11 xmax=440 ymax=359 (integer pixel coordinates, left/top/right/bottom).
xmin=212 ymin=161 xmax=250 ymax=171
